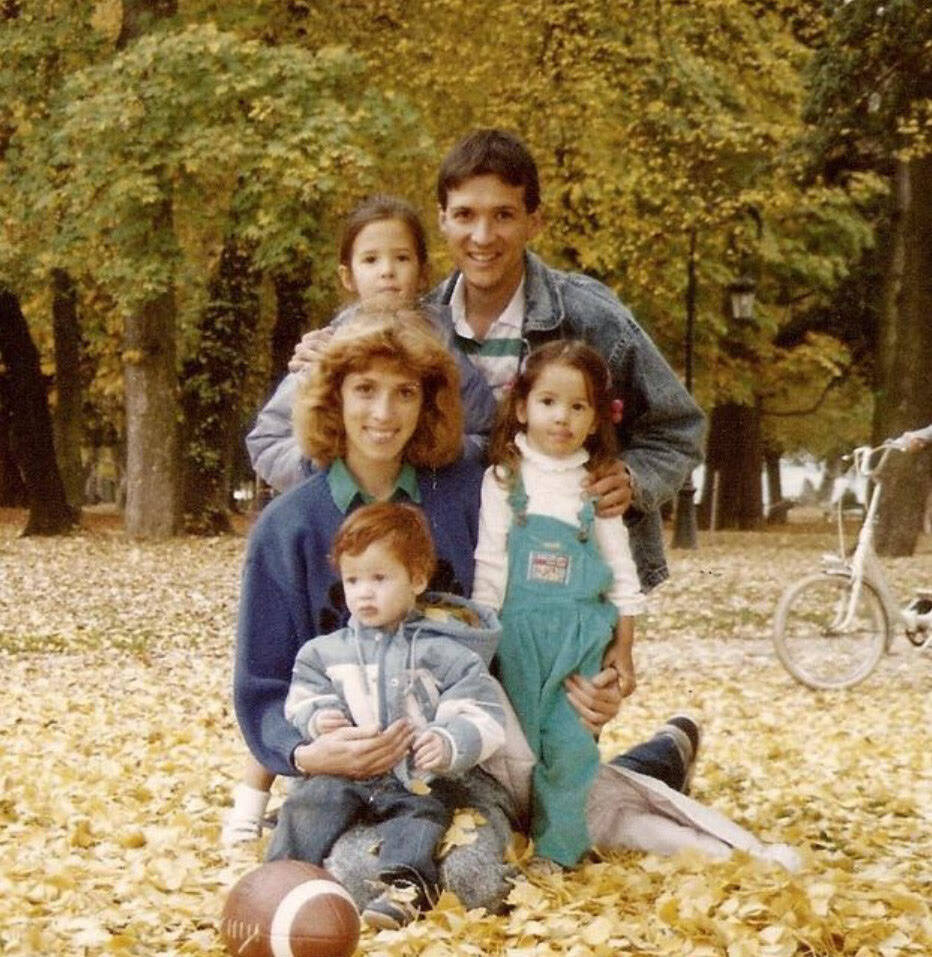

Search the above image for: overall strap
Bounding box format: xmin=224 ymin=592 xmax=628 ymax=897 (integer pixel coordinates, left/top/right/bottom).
xmin=506 ymin=469 xmax=529 ymax=526
xmin=576 ymin=495 xmax=596 ymax=542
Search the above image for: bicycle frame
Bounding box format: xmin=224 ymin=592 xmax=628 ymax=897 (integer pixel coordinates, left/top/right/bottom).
xmin=823 ymin=444 xmax=901 ymax=632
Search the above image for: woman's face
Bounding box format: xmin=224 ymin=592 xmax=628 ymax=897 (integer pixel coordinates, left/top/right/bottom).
xmin=340 ymin=358 xmax=424 ymax=475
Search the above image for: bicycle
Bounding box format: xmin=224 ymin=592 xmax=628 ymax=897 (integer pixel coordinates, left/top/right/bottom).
xmin=772 ymin=430 xmax=932 ymax=690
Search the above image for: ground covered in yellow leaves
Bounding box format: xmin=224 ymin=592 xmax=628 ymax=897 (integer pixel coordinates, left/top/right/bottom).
xmin=1 ymin=512 xmax=929 ymax=956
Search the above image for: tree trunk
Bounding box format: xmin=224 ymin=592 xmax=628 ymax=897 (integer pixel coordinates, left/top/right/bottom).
xmin=120 ymin=0 xmax=180 ymax=539
xmin=0 ymin=287 xmax=77 ymax=534
xmin=269 ymin=267 xmax=312 ymax=391
xmin=874 ymin=157 xmax=932 ymax=556
xmin=698 ymin=402 xmax=763 ymax=530
xmin=123 ymin=237 xmax=180 ymax=537
xmin=764 ymin=446 xmax=787 ymax=524
xmin=0 ymin=394 xmax=28 ymax=506
xmin=180 ymin=239 xmax=260 ymax=534
xmin=51 ymin=269 xmax=85 ymax=510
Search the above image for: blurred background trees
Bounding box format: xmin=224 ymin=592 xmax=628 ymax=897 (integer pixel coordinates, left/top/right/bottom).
xmin=0 ymin=0 xmax=928 ymax=547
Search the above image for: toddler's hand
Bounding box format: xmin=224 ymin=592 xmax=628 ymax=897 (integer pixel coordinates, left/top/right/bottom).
xmin=602 ymin=642 xmax=637 ymax=699
xmin=412 ymin=730 xmax=451 ymax=772
xmin=313 ymin=709 xmax=352 ymax=736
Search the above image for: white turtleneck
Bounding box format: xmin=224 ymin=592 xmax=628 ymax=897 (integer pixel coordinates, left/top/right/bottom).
xmin=472 ymin=433 xmax=646 ymax=617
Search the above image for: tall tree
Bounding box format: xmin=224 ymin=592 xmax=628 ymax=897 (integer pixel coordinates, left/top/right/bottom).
xmin=180 ymin=238 xmax=260 ymax=533
xmin=51 ymin=267 xmax=86 ymax=509
xmin=117 ymin=0 xmax=181 ymax=538
xmin=806 ymin=0 xmax=932 ymax=554
xmin=0 ymin=286 xmax=76 ymax=534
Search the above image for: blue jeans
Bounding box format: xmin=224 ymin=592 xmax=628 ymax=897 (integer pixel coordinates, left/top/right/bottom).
xmin=266 ymin=774 xmax=463 ymax=892
xmin=610 ymin=732 xmax=686 ymax=791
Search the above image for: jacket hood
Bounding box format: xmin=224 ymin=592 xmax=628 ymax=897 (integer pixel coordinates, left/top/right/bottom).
xmin=410 ymin=592 xmax=501 ymax=667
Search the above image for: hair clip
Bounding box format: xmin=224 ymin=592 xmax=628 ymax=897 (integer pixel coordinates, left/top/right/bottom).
xmin=611 ymin=398 xmax=624 ymax=423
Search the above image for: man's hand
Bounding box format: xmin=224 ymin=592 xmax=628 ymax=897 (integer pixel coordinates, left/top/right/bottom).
xmin=312 ymin=709 xmax=352 ymax=736
xmin=582 ymin=460 xmax=633 ymax=519
xmin=412 ymin=730 xmax=452 ymax=772
xmin=564 ymin=669 xmax=622 ymax=734
xmin=288 ymin=327 xmax=334 ymax=374
xmin=293 ymin=718 xmax=414 ymax=778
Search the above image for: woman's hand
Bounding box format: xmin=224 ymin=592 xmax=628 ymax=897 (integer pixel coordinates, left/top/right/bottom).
xmin=582 ymin=460 xmax=633 ymax=518
xmin=564 ymin=669 xmax=623 ymax=734
xmin=293 ymin=718 xmax=414 ymax=779
xmin=288 ymin=328 xmax=334 ymax=374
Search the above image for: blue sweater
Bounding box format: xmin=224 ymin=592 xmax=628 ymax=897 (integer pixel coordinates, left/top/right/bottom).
xmin=234 ymin=458 xmax=484 ymax=776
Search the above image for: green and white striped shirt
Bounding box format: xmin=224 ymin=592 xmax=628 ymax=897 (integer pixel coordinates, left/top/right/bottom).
xmin=450 ymin=275 xmax=526 ymax=400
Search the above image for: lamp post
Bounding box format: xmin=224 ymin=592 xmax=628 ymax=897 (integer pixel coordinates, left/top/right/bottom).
xmin=672 ymin=228 xmax=698 ymax=549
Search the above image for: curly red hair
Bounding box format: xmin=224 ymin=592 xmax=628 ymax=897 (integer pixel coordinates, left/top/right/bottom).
xmin=293 ymin=308 xmax=463 ymax=470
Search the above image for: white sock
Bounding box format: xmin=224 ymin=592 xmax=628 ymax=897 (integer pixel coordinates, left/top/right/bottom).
xmin=230 ymin=782 xmax=270 ymax=820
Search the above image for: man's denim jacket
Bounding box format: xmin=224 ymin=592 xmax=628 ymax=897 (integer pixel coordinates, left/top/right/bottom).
xmin=431 ymin=252 xmax=705 ymax=591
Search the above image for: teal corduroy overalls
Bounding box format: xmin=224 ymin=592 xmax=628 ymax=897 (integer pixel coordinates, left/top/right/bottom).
xmin=497 ymin=473 xmax=619 ymax=865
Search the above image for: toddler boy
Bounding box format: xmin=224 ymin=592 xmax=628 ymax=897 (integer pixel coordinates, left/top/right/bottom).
xmin=274 ymin=502 xmax=505 ymax=929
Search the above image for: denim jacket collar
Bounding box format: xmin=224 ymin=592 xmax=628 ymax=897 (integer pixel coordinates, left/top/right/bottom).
xmin=435 ymin=251 xmax=563 ymax=335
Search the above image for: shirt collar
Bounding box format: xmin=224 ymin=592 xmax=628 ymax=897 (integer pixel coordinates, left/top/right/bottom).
xmin=515 ymin=431 xmax=590 ymax=471
xmin=451 ymin=273 xmax=526 ymax=340
xmin=327 ymin=458 xmax=421 ymax=514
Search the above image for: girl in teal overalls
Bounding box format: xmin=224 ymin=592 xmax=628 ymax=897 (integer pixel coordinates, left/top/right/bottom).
xmin=472 ymin=341 xmax=646 ymax=866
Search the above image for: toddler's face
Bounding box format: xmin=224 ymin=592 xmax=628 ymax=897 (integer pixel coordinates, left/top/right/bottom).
xmin=341 ymin=540 xmax=425 ymax=629
xmin=518 ymin=362 xmax=597 ymax=459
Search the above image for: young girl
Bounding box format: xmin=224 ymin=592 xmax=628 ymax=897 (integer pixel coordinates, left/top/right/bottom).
xmin=224 ymin=198 xmax=495 ymax=846
xmin=472 ymin=340 xmax=646 ymax=867
xmin=245 ymin=195 xmax=495 ymax=493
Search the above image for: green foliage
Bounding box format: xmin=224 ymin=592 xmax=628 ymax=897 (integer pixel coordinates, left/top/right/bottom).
xmin=7 ymin=24 xmax=427 ymax=312
xmin=806 ymin=0 xmax=932 ymax=163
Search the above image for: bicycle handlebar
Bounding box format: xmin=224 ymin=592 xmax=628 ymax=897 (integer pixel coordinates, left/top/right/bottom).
xmin=849 ymin=427 xmax=929 ymax=477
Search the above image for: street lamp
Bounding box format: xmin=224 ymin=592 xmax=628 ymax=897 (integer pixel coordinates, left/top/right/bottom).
xmin=728 ymin=275 xmax=757 ymax=322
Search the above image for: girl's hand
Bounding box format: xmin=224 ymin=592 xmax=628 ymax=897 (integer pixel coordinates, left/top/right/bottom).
xmin=582 ymin=460 xmax=633 ymax=518
xmin=412 ymin=730 xmax=452 ymax=772
xmin=288 ymin=328 xmax=334 ymax=374
xmin=313 ymin=709 xmax=353 ymax=735
xmin=564 ymin=669 xmax=622 ymax=734
xmin=602 ymin=643 xmax=637 ymax=699
xmin=294 ymin=718 xmax=414 ymax=778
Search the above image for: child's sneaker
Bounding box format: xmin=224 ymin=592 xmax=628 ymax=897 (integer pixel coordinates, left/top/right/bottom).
xmin=221 ymin=783 xmax=270 ymax=847
xmin=362 ymin=881 xmax=427 ymax=930
xmin=658 ymin=713 xmax=701 ymax=794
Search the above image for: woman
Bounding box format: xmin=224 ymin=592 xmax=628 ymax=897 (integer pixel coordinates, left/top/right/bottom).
xmin=234 ymin=308 xmax=707 ymax=911
xmin=235 ymin=308 xmax=520 ymax=908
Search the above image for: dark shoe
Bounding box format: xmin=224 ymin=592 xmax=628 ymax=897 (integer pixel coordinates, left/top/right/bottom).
xmin=362 ymin=881 xmax=427 ymax=930
xmin=659 ymin=713 xmax=701 ymax=794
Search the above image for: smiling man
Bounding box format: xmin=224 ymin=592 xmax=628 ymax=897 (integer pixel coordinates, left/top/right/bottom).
xmin=429 ymin=129 xmax=704 ymax=593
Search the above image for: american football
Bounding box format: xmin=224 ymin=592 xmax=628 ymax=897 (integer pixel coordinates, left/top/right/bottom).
xmin=219 ymin=859 xmax=360 ymax=957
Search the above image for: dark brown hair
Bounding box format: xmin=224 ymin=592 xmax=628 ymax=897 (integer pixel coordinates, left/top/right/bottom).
xmin=488 ymin=340 xmax=618 ymax=481
xmin=437 ymin=129 xmax=541 ymax=213
xmin=338 ymin=194 xmax=429 ymax=272
xmin=331 ymin=502 xmax=436 ymax=586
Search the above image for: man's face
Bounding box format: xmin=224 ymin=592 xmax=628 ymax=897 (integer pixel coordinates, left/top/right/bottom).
xmin=438 ymin=174 xmax=542 ymax=303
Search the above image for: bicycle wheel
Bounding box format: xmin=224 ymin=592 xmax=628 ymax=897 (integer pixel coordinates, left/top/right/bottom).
xmin=773 ymin=572 xmax=889 ymax=690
